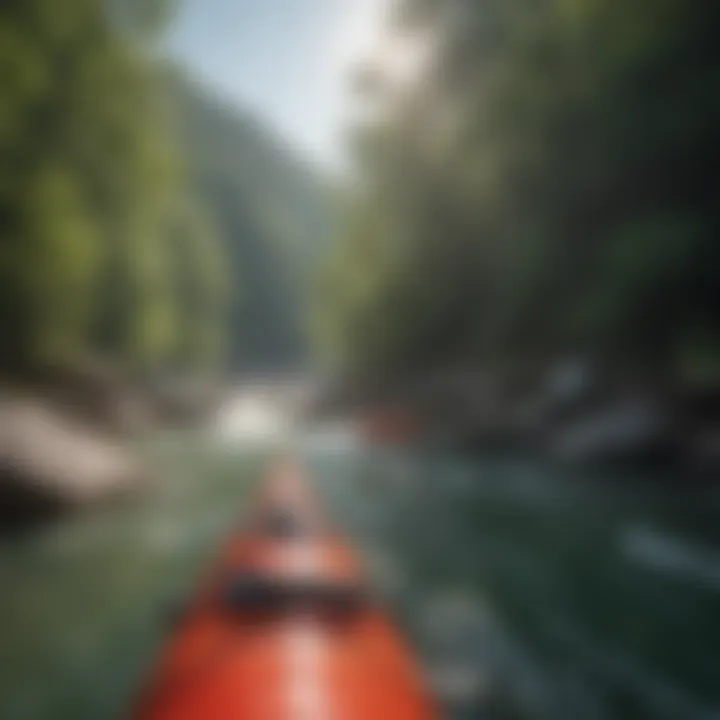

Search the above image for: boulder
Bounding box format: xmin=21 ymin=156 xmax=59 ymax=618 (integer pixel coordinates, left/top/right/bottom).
xmin=548 ymin=398 xmax=677 ymax=465
xmin=0 ymin=395 xmax=146 ymax=526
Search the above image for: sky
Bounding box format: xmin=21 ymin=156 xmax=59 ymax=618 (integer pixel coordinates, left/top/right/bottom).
xmin=167 ymin=0 xmax=390 ymax=170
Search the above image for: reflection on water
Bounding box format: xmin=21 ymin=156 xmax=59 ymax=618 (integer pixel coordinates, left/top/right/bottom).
xmin=1 ymin=431 xmax=719 ymax=719
xmin=311 ymin=448 xmax=720 ymax=720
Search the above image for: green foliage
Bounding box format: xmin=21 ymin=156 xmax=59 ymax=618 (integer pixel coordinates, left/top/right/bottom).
xmin=168 ymin=72 xmax=331 ymax=371
xmin=166 ymin=201 xmax=228 ymax=372
xmin=106 ymin=0 xmax=177 ymax=38
xmin=23 ymin=163 xmax=100 ymax=366
xmin=318 ymin=0 xmax=720 ymax=382
xmin=0 ymin=0 xmax=226 ymax=380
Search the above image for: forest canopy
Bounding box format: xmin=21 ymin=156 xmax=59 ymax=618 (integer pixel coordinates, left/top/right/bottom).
xmin=315 ymin=0 xmax=720 ymax=388
xmin=0 ymin=0 xmax=326 ymax=384
xmin=0 ymin=0 xmax=226 ymax=378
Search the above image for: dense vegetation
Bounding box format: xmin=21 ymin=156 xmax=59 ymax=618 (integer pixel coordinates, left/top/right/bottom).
xmin=0 ymin=0 xmax=224 ymax=380
xmin=169 ymin=74 xmax=330 ymax=371
xmin=0 ymin=0 xmax=326 ymax=387
xmin=317 ymin=0 xmax=720 ymax=390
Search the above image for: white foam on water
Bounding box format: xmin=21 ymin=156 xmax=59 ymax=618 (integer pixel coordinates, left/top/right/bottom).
xmin=216 ymin=395 xmax=290 ymax=443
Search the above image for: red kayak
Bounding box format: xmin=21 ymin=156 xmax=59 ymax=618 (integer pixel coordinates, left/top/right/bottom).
xmin=133 ymin=460 xmax=437 ymax=720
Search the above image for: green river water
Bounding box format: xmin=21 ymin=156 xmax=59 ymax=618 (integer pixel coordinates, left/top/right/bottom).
xmin=1 ymin=429 xmax=719 ymax=719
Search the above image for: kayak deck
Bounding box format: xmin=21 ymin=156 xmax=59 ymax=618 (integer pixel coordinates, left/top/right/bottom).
xmin=133 ymin=461 xmax=436 ymax=720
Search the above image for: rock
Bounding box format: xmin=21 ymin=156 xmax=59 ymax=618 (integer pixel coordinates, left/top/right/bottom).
xmin=0 ymin=395 xmax=146 ymax=525
xmin=548 ymin=398 xmax=677 ymax=465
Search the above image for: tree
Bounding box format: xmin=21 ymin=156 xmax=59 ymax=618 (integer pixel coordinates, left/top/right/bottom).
xmin=0 ymin=0 xmax=229 ymax=380
xmin=317 ymin=0 xmax=720 ymax=385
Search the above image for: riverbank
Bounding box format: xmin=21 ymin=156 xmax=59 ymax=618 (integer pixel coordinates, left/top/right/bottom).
xmin=0 ymin=373 xmax=311 ymax=528
xmin=0 ymin=365 xmax=225 ymax=527
xmin=315 ymin=360 xmax=720 ymax=480
xmin=0 ymin=393 xmax=147 ymax=528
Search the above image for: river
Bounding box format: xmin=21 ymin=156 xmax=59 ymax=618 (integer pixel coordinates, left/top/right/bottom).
xmin=1 ymin=418 xmax=719 ymax=719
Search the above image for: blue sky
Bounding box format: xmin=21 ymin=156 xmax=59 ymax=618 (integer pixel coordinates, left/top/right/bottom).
xmin=167 ymin=0 xmax=384 ymax=169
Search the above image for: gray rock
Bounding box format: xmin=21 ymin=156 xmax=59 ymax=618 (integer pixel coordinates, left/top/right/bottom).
xmin=0 ymin=396 xmax=145 ymax=524
xmin=549 ymin=398 xmax=675 ymax=464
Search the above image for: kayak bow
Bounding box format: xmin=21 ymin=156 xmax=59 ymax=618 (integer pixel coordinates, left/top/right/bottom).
xmin=133 ymin=460 xmax=436 ymax=720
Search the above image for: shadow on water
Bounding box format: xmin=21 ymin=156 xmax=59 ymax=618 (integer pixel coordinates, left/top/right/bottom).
xmin=1 ymin=430 xmax=719 ymax=719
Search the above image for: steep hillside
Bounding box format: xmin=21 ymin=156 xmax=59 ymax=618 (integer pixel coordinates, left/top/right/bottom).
xmin=169 ymin=70 xmax=331 ymax=371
